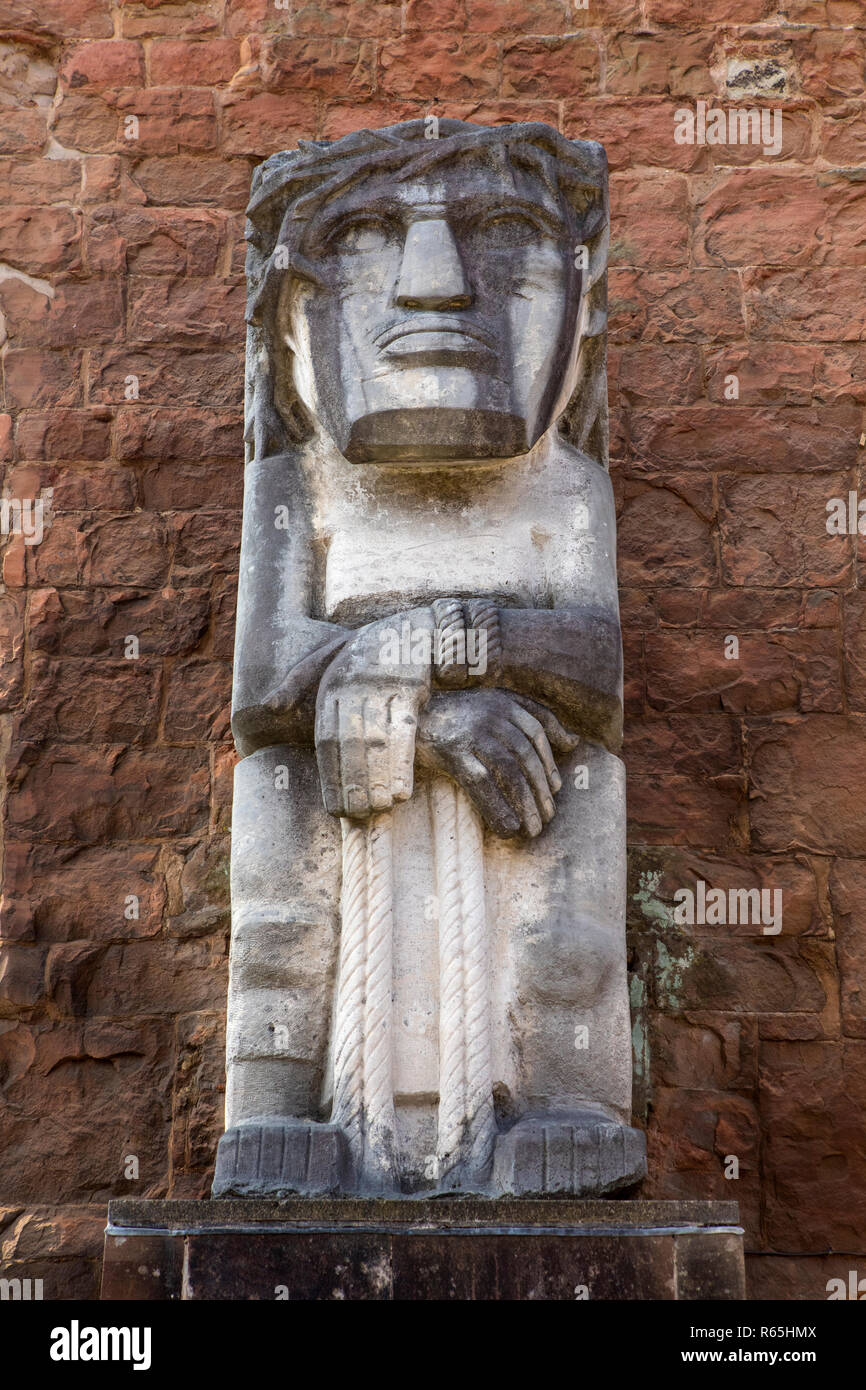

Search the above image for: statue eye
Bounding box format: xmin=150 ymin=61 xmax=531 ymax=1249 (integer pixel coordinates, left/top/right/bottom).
xmin=474 ymin=210 xmax=541 ymax=248
xmin=327 ymin=216 xmax=394 ymax=253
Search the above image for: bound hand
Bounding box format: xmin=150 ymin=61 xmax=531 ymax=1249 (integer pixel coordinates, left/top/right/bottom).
xmin=415 ymin=689 xmax=579 ymax=838
xmin=315 ymin=608 xmax=434 ymax=817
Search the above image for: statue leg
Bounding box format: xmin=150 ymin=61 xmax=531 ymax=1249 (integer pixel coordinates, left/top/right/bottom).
xmin=212 ymin=745 xmax=347 ymax=1197
xmin=489 ymin=741 xmax=646 ymax=1195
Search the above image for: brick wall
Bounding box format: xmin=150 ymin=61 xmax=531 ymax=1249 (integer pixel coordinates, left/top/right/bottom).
xmin=0 ymin=0 xmax=864 ymax=1300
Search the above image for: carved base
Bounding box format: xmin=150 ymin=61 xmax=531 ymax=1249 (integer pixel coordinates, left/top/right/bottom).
xmin=101 ymin=1198 xmax=745 ymax=1301
xmin=213 ymin=1112 xmax=646 ymax=1199
xmin=493 ymin=1112 xmax=647 ymax=1197
xmin=212 ymin=1121 xmax=351 ymax=1198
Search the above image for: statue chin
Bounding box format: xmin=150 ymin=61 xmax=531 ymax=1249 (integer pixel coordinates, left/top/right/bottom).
xmin=338 ymin=407 xmax=539 ymax=465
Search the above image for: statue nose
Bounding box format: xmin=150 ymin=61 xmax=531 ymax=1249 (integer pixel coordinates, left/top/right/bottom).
xmin=394 ymin=218 xmax=472 ymax=310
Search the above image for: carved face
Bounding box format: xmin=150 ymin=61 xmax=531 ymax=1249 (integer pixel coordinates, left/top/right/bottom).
xmin=279 ymin=154 xmax=581 ymax=464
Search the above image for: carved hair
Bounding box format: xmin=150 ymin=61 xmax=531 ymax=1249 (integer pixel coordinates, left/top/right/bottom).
xmin=244 ymin=118 xmax=610 ymax=467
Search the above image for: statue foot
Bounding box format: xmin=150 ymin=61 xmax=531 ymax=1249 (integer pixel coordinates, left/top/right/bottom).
xmin=493 ymin=1110 xmax=646 ymax=1197
xmin=212 ymin=1119 xmax=351 ymax=1198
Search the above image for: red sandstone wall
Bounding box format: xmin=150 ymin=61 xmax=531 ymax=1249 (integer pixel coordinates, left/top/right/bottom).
xmin=0 ymin=0 xmax=864 ymax=1301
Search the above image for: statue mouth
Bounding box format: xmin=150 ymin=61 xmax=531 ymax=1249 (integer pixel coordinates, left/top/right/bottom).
xmin=374 ymin=316 xmax=496 ymax=365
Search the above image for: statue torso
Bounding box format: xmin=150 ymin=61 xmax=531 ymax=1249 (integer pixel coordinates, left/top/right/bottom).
xmin=298 ymin=432 xmax=618 ymax=626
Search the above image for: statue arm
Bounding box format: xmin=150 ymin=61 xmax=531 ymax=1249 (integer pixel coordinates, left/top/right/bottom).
xmin=492 ymin=604 xmax=623 ymax=754
xmin=232 ymin=626 xmax=352 ymax=756
xmin=230 ymin=456 xmax=436 ymax=765
xmin=231 ymin=453 xmax=354 ymax=757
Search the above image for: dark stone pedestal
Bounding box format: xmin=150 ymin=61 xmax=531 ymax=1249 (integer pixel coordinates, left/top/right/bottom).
xmin=101 ymin=1198 xmax=744 ymax=1301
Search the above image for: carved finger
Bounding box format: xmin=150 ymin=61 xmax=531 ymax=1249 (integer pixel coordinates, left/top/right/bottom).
xmin=315 ymin=692 xmax=343 ymax=814
xmin=363 ymin=695 xmax=393 ymax=812
xmin=338 ymin=694 xmax=369 ymax=815
xmin=493 ymin=720 xmax=556 ymax=822
xmin=387 ymin=694 xmax=417 ymax=803
xmin=511 ymin=694 xmax=580 ymax=758
xmin=475 ymin=736 xmax=543 ymax=837
xmin=504 ymin=703 xmax=560 ymax=791
xmin=445 ymin=749 xmax=521 ymax=838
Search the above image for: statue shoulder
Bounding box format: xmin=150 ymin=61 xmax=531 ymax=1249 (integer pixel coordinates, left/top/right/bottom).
xmin=546 ymin=432 xmax=615 ymax=508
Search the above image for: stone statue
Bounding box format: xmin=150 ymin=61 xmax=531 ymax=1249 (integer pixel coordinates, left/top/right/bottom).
xmin=212 ymin=119 xmax=646 ymax=1199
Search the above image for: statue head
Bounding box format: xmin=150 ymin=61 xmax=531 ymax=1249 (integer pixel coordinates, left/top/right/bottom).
xmin=246 ymin=119 xmax=609 ymax=467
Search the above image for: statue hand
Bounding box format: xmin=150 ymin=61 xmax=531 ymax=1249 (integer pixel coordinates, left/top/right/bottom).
xmin=314 ymin=609 xmax=434 ymax=818
xmin=415 ymin=689 xmax=579 ymax=838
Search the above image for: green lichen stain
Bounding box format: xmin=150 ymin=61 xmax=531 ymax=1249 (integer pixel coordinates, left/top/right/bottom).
xmin=632 ymin=868 xmax=674 ymax=931
xmin=206 ymin=852 xmax=231 ymax=903
xmin=631 ymin=867 xmax=695 ymax=1012
xmin=629 ymin=973 xmax=649 ymax=1092
xmin=654 ymin=937 xmax=697 ymax=1013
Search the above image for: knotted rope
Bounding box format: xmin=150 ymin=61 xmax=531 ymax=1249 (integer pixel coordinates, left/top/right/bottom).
xmin=331 ymin=780 xmax=494 ymax=1190
xmin=331 ymin=813 xmax=398 ymax=1189
xmin=431 ymin=776 xmax=496 ymax=1183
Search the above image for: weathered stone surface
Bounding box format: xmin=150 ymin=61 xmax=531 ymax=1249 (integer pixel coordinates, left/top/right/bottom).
xmin=610 ymin=268 xmax=745 ymax=342
xmin=0 ymin=207 xmax=81 ymax=276
xmin=128 ymin=278 xmax=245 ymax=347
xmin=17 ymin=656 xmax=163 ymax=744
xmin=627 ymin=771 xmax=745 ymax=850
xmin=5 ymin=746 xmax=210 ymax=842
xmin=695 ymin=171 xmax=864 ymax=268
xmin=493 ymin=1115 xmax=647 ymax=1197
xmin=610 ymin=173 xmax=689 ymax=267
xmin=618 ymin=480 xmax=716 ymax=587
xmin=651 ymin=1013 xmax=758 ymax=1093
xmin=1 ymin=0 xmax=113 ymax=38
xmin=626 ymin=406 xmax=858 ymax=475
xmin=747 ymin=1252 xmax=866 ymax=1302
xmin=565 ymin=99 xmax=709 ymax=173
xmin=744 ymin=267 xmax=866 ymax=340
xmin=748 ymin=716 xmax=866 ymax=854
xmin=219 ymin=90 xmax=318 ymax=155
xmin=0 ymin=1020 xmax=174 ymax=1202
xmin=163 ymin=659 xmax=231 ymax=741
xmin=28 ymin=585 xmax=211 ymax=657
xmin=720 ymin=444 xmax=860 ymax=549
xmin=759 ymin=1041 xmax=866 ymax=1250
xmin=213 ymin=1120 xmax=352 ymax=1198
xmin=89 ymin=349 xmax=243 ymax=408
xmin=0 ymin=593 xmax=26 ymax=711
xmin=605 ymin=34 xmax=714 ymax=97
xmin=843 ymin=591 xmax=866 ymax=711
xmin=378 ymin=36 xmax=500 ymax=99
xmin=129 ymin=155 xmax=252 ymax=208
xmin=3 ymin=351 xmax=84 ymax=409
xmin=150 ymin=39 xmax=241 ymax=86
xmin=123 ymin=1 xmax=223 ymax=40
xmin=60 ymin=40 xmax=145 ymax=90
xmin=1 ymin=842 xmax=167 ymax=943
xmin=86 ymin=206 xmax=228 ymax=277
xmin=114 ymin=406 xmax=242 ymax=460
xmin=646 ymin=629 xmax=842 ymax=715
xmin=828 ymin=860 xmax=866 ymax=1038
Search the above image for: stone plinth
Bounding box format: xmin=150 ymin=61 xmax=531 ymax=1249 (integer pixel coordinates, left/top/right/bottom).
xmin=101 ymin=1198 xmax=744 ymax=1301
